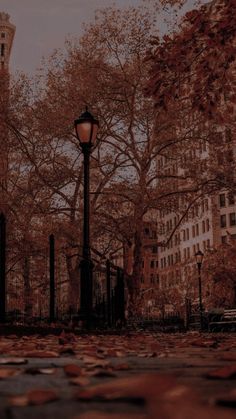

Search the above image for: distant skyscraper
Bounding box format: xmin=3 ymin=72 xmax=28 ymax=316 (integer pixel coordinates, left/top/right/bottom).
xmin=0 ymin=12 xmax=15 ymax=71
xmin=0 ymin=12 xmax=15 ymax=213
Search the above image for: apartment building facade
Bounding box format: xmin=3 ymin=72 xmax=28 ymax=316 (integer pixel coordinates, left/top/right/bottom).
xmin=157 ymin=127 xmax=236 ymax=309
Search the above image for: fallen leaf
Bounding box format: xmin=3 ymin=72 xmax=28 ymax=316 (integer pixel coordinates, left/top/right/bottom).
xmin=0 ymin=368 xmax=21 ymax=379
xmin=191 ymin=339 xmax=218 ymax=348
xmin=75 ymin=373 xmax=177 ymax=402
xmin=206 ymin=366 xmax=236 ymax=379
xmin=23 ymin=350 xmax=59 ymax=358
xmin=70 ymin=377 xmax=90 ymax=386
xmin=0 ymin=358 xmax=28 ymax=365
xmin=113 ymin=363 xmax=130 ymax=371
xmin=8 ymin=389 xmax=59 ymax=407
xmin=25 ymin=367 xmax=56 ymax=375
xmin=8 ymin=395 xmax=28 ymax=407
xmin=27 ymin=389 xmax=59 ymax=405
xmin=64 ymin=364 xmax=82 ymax=377
xmin=59 ymin=331 xmax=76 ymax=345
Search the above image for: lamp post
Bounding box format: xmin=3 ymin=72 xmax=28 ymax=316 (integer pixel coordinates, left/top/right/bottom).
xmin=195 ymin=250 xmax=204 ymax=331
xmin=74 ymin=108 xmax=99 ymax=328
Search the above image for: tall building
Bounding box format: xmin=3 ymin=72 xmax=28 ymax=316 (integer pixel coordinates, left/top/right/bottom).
xmin=157 ymin=126 xmax=236 ymax=309
xmin=0 ymin=12 xmax=15 ymax=213
xmin=0 ymin=12 xmax=15 ymax=71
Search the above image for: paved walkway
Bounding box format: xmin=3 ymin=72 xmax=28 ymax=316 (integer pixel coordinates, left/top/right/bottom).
xmin=0 ymin=331 xmax=236 ymax=418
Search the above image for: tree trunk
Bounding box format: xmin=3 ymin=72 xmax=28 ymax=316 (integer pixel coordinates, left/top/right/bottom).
xmin=127 ymin=220 xmax=143 ymax=318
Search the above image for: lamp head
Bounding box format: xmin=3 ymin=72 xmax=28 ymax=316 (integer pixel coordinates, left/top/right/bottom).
xmin=74 ymin=107 xmax=99 ymax=147
xmin=195 ymin=250 xmax=204 ymax=266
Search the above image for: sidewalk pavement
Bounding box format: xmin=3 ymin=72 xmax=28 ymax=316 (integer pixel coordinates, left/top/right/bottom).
xmin=0 ymin=331 xmax=236 ymax=418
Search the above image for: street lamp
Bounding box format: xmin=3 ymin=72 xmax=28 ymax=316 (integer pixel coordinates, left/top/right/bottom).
xmin=195 ymin=250 xmax=204 ymax=331
xmin=74 ymin=107 xmax=99 ymax=328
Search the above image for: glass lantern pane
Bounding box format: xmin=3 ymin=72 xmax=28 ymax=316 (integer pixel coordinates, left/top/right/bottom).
xmin=77 ymin=122 xmax=92 ymax=143
xmin=91 ymin=124 xmax=99 ymax=144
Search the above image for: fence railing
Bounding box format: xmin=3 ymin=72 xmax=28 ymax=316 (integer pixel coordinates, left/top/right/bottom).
xmin=0 ymin=213 xmax=126 ymax=328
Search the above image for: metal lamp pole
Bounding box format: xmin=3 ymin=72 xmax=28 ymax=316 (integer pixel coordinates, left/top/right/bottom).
xmin=195 ymin=250 xmax=204 ymax=331
xmin=74 ymin=108 xmax=99 ymax=329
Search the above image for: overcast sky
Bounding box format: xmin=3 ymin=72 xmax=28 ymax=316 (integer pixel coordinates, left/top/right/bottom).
xmin=1 ymin=0 xmax=207 ymax=76
xmin=1 ymin=0 xmax=146 ymax=75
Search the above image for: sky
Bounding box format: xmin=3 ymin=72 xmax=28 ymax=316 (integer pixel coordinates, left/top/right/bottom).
xmin=1 ymin=0 xmax=145 ymax=75
xmin=1 ymin=0 xmax=207 ymax=77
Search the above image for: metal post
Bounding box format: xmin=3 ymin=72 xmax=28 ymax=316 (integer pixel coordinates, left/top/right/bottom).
xmin=111 ymin=289 xmax=115 ymax=326
xmin=115 ymin=267 xmax=125 ymax=327
xmin=106 ymin=259 xmax=111 ymax=327
xmin=49 ymin=234 xmax=55 ymax=322
xmin=0 ymin=213 xmax=6 ymax=323
xmin=198 ymin=264 xmax=203 ymax=331
xmin=80 ymin=145 xmax=93 ymax=328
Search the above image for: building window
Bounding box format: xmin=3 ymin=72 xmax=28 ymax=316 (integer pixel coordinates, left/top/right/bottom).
xmin=196 ymin=224 xmax=199 ymax=236
xmin=151 ymin=230 xmax=157 ymax=239
xmin=219 ymin=194 xmax=226 ymax=207
xmin=150 ymin=274 xmax=154 ymax=283
xmin=1 ymin=43 xmax=5 ymax=57
xmin=228 ymin=193 xmax=235 ymax=206
xmin=152 ymin=246 xmax=157 ymax=254
xmin=205 ymin=199 xmax=209 ymax=211
xmin=221 ymin=236 xmax=227 ymax=244
xmin=225 ymin=128 xmax=232 ymax=143
xmin=150 ymin=260 xmax=155 ymax=268
xmin=206 ymin=219 xmax=210 ymax=231
xmin=1 ymin=33 xmax=5 ymax=38
xmin=220 ymin=214 xmax=226 ymax=228
xmin=183 ymin=230 xmax=186 ymax=241
xmin=186 ymin=228 xmax=189 ymax=240
xmin=207 ymin=239 xmax=210 ymax=248
xmin=229 ymin=213 xmax=236 ymax=226
xmin=201 ymin=201 xmax=205 ymax=213
xmin=202 ymin=220 xmax=205 ymax=234
xmin=192 ymin=225 xmax=195 ymax=238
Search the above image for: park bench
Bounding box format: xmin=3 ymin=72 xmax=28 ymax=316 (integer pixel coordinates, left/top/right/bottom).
xmin=209 ymin=308 xmax=236 ymax=332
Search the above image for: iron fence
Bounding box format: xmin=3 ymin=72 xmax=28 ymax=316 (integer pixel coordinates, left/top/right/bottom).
xmin=0 ymin=213 xmax=126 ymax=328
